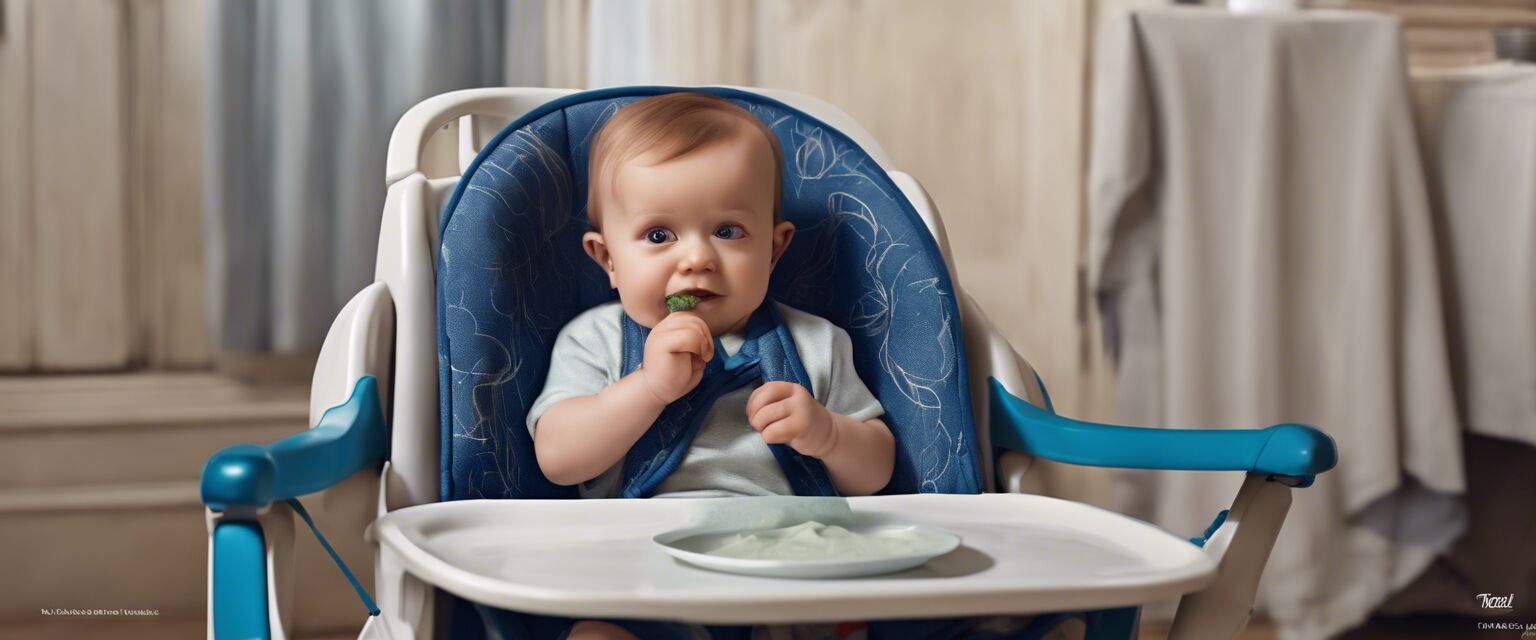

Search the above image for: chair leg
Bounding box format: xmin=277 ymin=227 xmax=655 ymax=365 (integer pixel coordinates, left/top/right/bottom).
xmin=206 ymin=503 xmax=296 ymax=640
xmin=1168 ymin=474 xmax=1293 ymax=640
xmin=210 ymin=522 xmax=270 ymax=639
xmin=372 ymin=464 xmax=436 ymax=639
xmin=373 ymin=550 xmax=436 ymax=639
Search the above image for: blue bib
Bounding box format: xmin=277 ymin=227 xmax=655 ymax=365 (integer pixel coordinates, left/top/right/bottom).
xmin=617 ymin=303 xmax=837 ymax=498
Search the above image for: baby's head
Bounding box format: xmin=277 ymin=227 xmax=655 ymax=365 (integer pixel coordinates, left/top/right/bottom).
xmin=582 ymin=93 xmax=793 ymax=335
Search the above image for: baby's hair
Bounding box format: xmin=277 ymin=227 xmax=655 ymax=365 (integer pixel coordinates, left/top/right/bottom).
xmin=586 ymin=92 xmax=784 ymax=230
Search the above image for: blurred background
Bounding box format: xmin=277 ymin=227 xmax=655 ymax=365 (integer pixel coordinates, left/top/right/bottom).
xmin=2 ymin=0 xmax=1534 ymax=638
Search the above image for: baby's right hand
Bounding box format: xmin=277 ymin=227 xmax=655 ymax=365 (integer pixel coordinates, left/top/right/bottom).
xmin=640 ymin=311 xmax=715 ymax=404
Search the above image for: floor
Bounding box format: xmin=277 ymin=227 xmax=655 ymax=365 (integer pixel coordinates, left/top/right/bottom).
xmin=0 ymin=615 xmax=1518 ymax=639
xmin=0 ymin=617 xmax=354 ymax=640
xmin=1138 ymin=615 xmax=1528 ymax=640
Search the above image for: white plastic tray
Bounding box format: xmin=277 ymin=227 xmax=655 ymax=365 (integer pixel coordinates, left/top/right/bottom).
xmin=369 ymin=493 xmax=1217 ymax=624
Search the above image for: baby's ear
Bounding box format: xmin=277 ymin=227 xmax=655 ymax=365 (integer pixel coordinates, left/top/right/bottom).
xmin=582 ymin=230 xmax=618 ymax=288
xmin=769 ymin=220 xmax=795 ymax=270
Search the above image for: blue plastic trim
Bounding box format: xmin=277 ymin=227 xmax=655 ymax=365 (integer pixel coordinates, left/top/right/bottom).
xmin=212 ymin=522 xmax=271 ymax=640
xmin=202 ymin=376 xmax=389 ymax=511
xmin=988 ymin=378 xmax=1338 ymax=482
xmin=1189 ymin=509 xmax=1230 ymax=548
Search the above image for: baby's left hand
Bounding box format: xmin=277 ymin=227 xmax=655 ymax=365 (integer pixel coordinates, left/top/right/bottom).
xmin=746 ymin=381 xmax=837 ymax=458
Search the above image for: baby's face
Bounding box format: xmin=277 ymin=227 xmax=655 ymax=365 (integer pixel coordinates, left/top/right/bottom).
xmin=584 ymin=131 xmax=792 ymax=335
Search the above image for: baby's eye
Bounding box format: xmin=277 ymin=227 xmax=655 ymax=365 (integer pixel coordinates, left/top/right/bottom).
xmin=714 ymin=224 xmax=746 ymax=240
xmin=645 ymin=228 xmax=676 ymax=244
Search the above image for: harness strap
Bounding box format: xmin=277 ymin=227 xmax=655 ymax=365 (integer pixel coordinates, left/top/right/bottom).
xmin=287 ymin=498 xmax=380 ymax=616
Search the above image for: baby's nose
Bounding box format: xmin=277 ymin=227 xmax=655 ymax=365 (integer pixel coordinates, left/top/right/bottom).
xmin=677 ymin=238 xmax=719 ymax=273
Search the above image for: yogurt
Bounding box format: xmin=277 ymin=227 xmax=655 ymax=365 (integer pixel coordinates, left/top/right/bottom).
xmin=701 ymin=521 xmax=933 ymax=561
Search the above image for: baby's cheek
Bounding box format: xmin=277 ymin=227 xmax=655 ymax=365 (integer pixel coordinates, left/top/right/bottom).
xmin=614 ymin=283 xmax=665 ymax=328
xmin=733 ymin=253 xmax=773 ymax=286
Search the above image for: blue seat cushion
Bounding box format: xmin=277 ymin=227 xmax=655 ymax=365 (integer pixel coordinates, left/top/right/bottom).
xmin=436 ymin=86 xmax=981 ymax=501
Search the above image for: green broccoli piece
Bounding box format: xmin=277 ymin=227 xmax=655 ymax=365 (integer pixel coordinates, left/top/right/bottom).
xmin=665 ymin=292 xmax=699 ymax=313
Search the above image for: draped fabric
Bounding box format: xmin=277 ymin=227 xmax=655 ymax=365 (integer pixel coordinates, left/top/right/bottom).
xmin=1089 ymin=10 xmax=1466 ymax=639
xmin=203 ymin=0 xmax=540 ymax=351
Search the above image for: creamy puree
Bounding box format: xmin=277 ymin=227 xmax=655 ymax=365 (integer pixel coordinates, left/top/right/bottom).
xmin=702 ymin=521 xmax=931 ymax=560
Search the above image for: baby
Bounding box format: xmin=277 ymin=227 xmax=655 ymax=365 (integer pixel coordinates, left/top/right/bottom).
xmin=526 ymin=93 xmax=897 ymax=640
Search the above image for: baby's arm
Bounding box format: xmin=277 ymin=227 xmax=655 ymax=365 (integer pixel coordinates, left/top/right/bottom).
xmin=818 ymin=414 xmax=895 ymax=496
xmin=746 ymin=383 xmax=895 ymax=496
xmin=533 ymin=371 xmax=666 ymax=486
xmin=534 ymin=312 xmax=715 ymax=486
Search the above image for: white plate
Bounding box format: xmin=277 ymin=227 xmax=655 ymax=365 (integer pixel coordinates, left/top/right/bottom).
xmin=654 ymin=522 xmax=962 ymax=579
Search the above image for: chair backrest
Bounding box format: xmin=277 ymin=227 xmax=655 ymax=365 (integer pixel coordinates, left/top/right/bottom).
xmin=435 ymin=87 xmax=982 ymax=501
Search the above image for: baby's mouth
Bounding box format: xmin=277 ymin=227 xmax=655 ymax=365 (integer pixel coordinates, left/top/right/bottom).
xmin=677 ymin=288 xmax=721 ymax=304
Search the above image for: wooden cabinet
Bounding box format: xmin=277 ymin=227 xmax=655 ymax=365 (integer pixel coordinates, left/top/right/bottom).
xmin=1320 ymin=0 xmax=1536 ymax=67
xmin=0 ymin=0 xmax=207 ymax=372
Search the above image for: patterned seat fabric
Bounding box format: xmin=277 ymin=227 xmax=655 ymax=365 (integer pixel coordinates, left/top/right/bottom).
xmin=437 ymin=87 xmax=980 ymax=501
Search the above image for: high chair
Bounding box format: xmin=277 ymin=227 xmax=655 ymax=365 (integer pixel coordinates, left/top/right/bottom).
xmin=201 ymin=86 xmax=1337 ymax=640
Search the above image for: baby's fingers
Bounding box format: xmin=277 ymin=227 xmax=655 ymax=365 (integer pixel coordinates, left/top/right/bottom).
xmin=746 ymin=381 xmax=797 ymax=417
xmin=660 ymin=314 xmax=713 ymax=360
xmin=679 ymin=314 xmax=714 ymax=361
xmin=759 ymin=418 xmax=802 ymax=445
xmin=747 ymin=398 xmax=792 ymax=431
xmin=696 ymin=325 xmax=714 ymax=362
xmin=653 ymin=330 xmax=705 ymax=357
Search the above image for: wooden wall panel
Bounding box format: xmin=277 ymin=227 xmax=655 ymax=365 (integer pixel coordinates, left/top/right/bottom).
xmin=0 ymin=0 xmax=208 ymax=372
xmin=753 ymin=0 xmax=1096 ymax=418
xmin=1352 ymin=1 xmax=1536 ymax=28
xmin=648 ymin=0 xmax=755 ymax=86
xmin=0 ymin=0 xmax=34 ymax=370
xmin=1331 ymin=0 xmax=1536 ymax=67
xmin=131 ymin=0 xmax=208 ymax=368
xmin=29 ymin=0 xmax=133 ymax=370
xmin=545 ymin=0 xmax=588 ymax=88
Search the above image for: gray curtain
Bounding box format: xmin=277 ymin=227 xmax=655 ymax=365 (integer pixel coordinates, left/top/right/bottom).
xmin=204 ymin=0 xmax=544 ymax=352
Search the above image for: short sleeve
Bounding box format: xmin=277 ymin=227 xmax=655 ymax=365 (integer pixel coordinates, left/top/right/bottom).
xmin=822 ymin=324 xmax=885 ymax=422
xmin=525 ymin=304 xmax=624 ymax=436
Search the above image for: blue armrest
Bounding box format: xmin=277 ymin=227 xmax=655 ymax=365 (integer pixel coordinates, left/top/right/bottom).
xmin=202 ymin=376 xmax=389 ymax=511
xmin=989 ymin=378 xmax=1337 ymax=485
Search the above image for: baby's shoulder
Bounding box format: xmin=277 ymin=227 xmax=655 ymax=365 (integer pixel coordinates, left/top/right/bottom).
xmin=563 ymin=300 xmax=625 ymax=332
xmin=774 ymin=302 xmax=853 ymax=351
xmin=553 ymin=301 xmax=625 ymax=356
